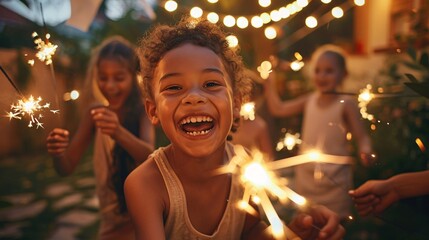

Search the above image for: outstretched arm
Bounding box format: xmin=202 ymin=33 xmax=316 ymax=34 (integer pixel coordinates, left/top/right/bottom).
xmin=264 ymin=71 xmax=308 ymax=118
xmin=349 ymin=170 xmax=429 ymax=216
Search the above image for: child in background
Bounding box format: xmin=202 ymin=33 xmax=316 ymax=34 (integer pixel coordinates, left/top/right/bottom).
xmin=230 ymin=70 xmax=275 ymax=161
xmin=46 ymin=36 xmax=155 ymax=239
xmin=124 ymin=17 xmax=344 ymax=240
xmin=264 ymin=44 xmax=374 ymax=220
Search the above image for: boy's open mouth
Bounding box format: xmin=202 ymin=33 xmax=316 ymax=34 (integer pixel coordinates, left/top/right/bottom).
xmin=179 ymin=115 xmax=214 ymax=136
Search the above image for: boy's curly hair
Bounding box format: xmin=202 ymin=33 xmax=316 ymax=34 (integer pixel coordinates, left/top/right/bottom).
xmin=137 ymin=16 xmax=252 ymax=104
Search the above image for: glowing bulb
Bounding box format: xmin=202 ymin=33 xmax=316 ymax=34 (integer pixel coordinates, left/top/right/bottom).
xmin=264 ymin=26 xmax=277 ymax=39
xmin=321 ymin=0 xmax=331 ymax=3
xmin=207 ymin=12 xmax=219 ymax=23
xmin=331 ymin=7 xmax=344 ymax=18
xmin=297 ymin=0 xmax=309 ymax=7
xmin=270 ymin=10 xmax=281 ymax=22
xmin=207 ymin=0 xmax=218 ymax=3
xmin=164 ymin=0 xmax=177 ymax=12
xmin=260 ymin=12 xmax=271 ymax=24
xmin=251 ymin=16 xmax=263 ymax=28
xmin=305 ymin=16 xmax=318 ymax=28
xmin=236 ymin=16 xmax=249 ymax=29
xmin=258 ymin=0 xmax=271 ymax=7
xmin=279 ymin=7 xmax=290 ymax=19
xmin=190 ymin=7 xmax=203 ymax=18
xmin=354 ymin=0 xmax=365 ymax=6
xmin=226 ymin=35 xmax=239 ymax=48
xmin=223 ymin=15 xmax=235 ymax=27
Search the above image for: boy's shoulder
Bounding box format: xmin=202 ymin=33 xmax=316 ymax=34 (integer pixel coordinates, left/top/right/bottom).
xmin=127 ymin=152 xmax=164 ymax=189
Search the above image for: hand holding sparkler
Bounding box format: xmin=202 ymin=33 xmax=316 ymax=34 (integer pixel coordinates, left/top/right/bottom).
xmin=288 ymin=205 xmax=345 ymax=240
xmin=46 ymin=128 xmax=69 ymax=158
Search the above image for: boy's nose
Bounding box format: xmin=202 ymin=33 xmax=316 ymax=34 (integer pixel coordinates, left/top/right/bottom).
xmin=182 ymin=90 xmax=207 ymax=105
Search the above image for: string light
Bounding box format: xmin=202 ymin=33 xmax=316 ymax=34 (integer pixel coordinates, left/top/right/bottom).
xmin=161 ymin=0 xmax=365 ymax=30
xmin=207 ymin=12 xmax=219 ymax=23
xmin=259 ymin=0 xmax=271 ymax=8
xmin=354 ymin=0 xmax=365 ymax=6
xmin=236 ymin=16 xmax=249 ymax=29
xmin=331 ymin=6 xmax=344 ymax=18
xmin=305 ymin=16 xmax=318 ymax=28
xmin=226 ymin=35 xmax=239 ymax=48
xmin=190 ymin=6 xmax=203 ymax=18
xmin=264 ymin=26 xmax=277 ymax=39
xmin=223 ymin=15 xmax=236 ymax=27
xmin=164 ymin=0 xmax=177 ymax=12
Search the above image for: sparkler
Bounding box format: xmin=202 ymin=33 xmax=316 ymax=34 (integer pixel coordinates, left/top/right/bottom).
xmin=358 ymin=84 xmax=375 ymax=121
xmin=1 ymin=66 xmax=58 ymax=129
xmin=6 ymin=95 xmax=58 ymax=129
xmin=240 ymin=102 xmax=256 ymax=121
xmin=276 ymin=132 xmax=302 ymax=151
xmin=32 ymin=32 xmax=58 ymax=65
xmin=217 ymin=146 xmax=358 ymax=239
xmin=217 ymin=145 xmax=306 ymax=239
xmin=257 ymin=61 xmax=273 ymax=80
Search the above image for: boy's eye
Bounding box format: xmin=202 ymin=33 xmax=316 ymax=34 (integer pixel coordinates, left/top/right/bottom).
xmin=205 ymin=81 xmax=221 ymax=88
xmin=164 ymin=85 xmax=182 ymax=91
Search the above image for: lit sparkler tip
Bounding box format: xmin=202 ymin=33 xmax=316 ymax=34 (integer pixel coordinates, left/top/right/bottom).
xmin=32 ymin=31 xmax=58 ymax=65
xmin=5 ymin=95 xmax=57 ymax=129
xmin=240 ymin=102 xmax=255 ymax=121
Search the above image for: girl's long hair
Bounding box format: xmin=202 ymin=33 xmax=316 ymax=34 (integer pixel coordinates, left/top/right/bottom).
xmin=87 ymin=36 xmax=144 ymax=214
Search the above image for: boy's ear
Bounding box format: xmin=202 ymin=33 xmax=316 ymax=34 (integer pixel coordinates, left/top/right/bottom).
xmin=145 ymin=98 xmax=159 ymax=125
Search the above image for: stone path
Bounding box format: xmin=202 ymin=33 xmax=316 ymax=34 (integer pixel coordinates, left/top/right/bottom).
xmin=0 ymin=154 xmax=99 ymax=240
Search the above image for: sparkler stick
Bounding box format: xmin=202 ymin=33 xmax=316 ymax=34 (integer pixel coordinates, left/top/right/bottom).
xmin=0 ymin=66 xmax=24 ymax=97
xmin=325 ymin=91 xmax=420 ymax=98
xmin=267 ymin=152 xmax=353 ymax=170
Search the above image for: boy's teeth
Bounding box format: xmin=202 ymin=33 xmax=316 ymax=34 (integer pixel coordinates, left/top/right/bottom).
xmin=186 ymin=130 xmax=210 ymax=136
xmin=180 ymin=116 xmax=213 ymax=125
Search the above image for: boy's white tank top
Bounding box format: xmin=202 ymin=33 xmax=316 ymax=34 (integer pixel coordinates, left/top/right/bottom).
xmin=153 ymin=142 xmax=246 ymax=240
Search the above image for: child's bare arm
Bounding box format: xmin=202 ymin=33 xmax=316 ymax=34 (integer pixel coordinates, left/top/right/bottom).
xmin=47 ymin=107 xmax=94 ymax=176
xmin=125 ymin=160 xmax=167 ymax=240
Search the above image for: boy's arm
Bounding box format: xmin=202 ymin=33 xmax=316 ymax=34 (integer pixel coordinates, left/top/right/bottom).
xmin=124 ymin=159 xmax=167 ymax=240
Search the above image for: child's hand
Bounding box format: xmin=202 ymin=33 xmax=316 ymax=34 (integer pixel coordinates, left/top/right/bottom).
xmin=46 ymin=128 xmax=70 ymax=158
xmin=289 ymin=205 xmax=345 ymax=240
xmin=349 ymin=179 xmax=398 ymax=216
xmin=91 ymin=107 xmax=121 ymax=137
